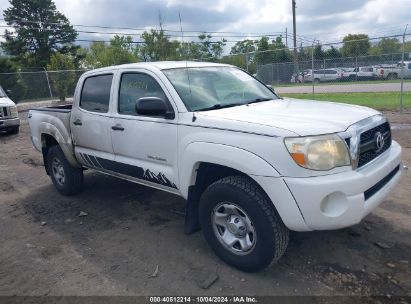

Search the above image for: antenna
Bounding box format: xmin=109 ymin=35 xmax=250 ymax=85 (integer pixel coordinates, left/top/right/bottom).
xmin=178 ymin=12 xmax=196 ymax=122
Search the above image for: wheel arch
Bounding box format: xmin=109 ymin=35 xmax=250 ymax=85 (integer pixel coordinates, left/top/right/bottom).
xmin=39 ymin=125 xmax=80 ymax=174
xmin=180 ymin=142 xmax=281 ymax=234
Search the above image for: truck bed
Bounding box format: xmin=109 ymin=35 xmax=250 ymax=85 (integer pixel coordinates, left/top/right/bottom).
xmin=28 ymin=104 xmax=74 ymax=159
xmin=30 ymin=104 xmax=72 ymax=112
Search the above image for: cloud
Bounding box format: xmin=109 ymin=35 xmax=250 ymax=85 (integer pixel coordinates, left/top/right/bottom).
xmin=0 ymin=0 xmax=410 ymax=49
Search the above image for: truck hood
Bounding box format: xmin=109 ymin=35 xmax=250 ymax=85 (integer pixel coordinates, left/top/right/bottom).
xmin=0 ymin=97 xmax=15 ymax=107
xmin=198 ymin=98 xmax=379 ymax=136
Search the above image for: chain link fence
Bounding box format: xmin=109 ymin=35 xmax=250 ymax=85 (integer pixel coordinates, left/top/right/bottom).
xmin=0 ymin=69 xmax=86 ymax=102
xmin=218 ymin=30 xmax=411 ymax=112
xmin=0 ymin=31 xmax=410 ymax=112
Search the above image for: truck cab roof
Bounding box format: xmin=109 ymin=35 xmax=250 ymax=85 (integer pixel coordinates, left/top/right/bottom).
xmin=83 ymin=61 xmax=231 ymax=76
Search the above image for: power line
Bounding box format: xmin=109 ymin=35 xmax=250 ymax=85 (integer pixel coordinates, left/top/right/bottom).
xmin=0 ymin=18 xmax=284 ymax=36
xmin=0 ymin=25 xmax=285 ymax=39
xmin=0 ymin=34 xmax=263 ymax=45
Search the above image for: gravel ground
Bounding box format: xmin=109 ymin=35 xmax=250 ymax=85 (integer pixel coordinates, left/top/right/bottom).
xmin=0 ymin=109 xmax=410 ymax=301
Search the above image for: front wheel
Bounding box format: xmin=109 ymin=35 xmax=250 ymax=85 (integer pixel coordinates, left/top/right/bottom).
xmin=47 ymin=145 xmax=84 ymax=196
xmin=199 ymin=176 xmax=289 ymax=272
xmin=8 ymin=126 xmax=19 ymax=135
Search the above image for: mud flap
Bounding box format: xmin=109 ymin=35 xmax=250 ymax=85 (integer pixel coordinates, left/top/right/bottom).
xmin=184 ymin=185 xmax=201 ymax=234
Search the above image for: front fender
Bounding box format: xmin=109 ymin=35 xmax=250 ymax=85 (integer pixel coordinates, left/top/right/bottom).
xmin=179 ymin=142 xmax=280 ymax=199
xmin=179 ymin=141 xmax=308 ymax=232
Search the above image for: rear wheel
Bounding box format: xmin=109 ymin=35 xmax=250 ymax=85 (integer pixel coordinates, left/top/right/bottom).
xmin=348 ymin=75 xmax=356 ymax=82
xmin=314 ymin=78 xmax=320 ymax=84
xmin=199 ymin=176 xmax=289 ymax=272
xmin=387 ymin=73 xmax=398 ymax=80
xmin=47 ymin=145 xmax=83 ymax=196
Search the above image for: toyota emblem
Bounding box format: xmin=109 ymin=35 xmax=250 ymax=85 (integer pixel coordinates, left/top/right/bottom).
xmin=375 ymin=132 xmax=385 ymax=152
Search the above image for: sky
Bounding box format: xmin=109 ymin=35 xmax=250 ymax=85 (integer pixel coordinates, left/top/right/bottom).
xmin=1 ymin=0 xmax=411 ymax=49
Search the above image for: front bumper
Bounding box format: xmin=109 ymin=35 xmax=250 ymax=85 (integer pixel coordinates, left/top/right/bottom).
xmin=284 ymin=140 xmax=403 ymax=230
xmin=0 ymin=117 xmax=20 ymax=130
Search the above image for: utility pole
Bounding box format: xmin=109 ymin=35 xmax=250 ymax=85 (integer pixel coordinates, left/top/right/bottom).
xmin=285 ymin=27 xmax=288 ymax=48
xmin=292 ymin=0 xmax=298 ymax=82
xmin=400 ymin=24 xmax=408 ymax=113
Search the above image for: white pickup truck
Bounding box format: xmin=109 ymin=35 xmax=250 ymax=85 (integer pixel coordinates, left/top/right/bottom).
xmin=377 ymin=61 xmax=411 ymax=80
xmin=28 ymin=62 xmax=403 ymax=272
xmin=0 ymin=86 xmax=20 ymax=134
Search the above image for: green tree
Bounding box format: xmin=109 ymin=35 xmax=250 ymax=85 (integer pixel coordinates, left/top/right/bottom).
xmin=324 ymin=46 xmax=342 ymax=59
xmin=197 ymin=33 xmax=226 ymax=60
xmin=313 ymin=44 xmax=325 ymax=59
xmin=0 ymin=57 xmax=26 ymax=101
xmin=47 ymin=52 xmax=75 ymax=101
xmin=140 ymin=29 xmax=178 ymax=61
xmin=255 ymin=37 xmax=274 ymax=65
xmin=341 ymin=34 xmax=370 ymax=57
xmin=178 ymin=42 xmax=202 ymax=60
xmin=82 ymin=35 xmax=139 ymax=68
xmin=230 ymin=39 xmax=257 ymax=55
xmin=297 ymin=43 xmax=311 ymax=62
xmin=2 ymin=0 xmax=77 ymax=67
xmin=377 ymin=38 xmax=400 ymax=54
xmin=270 ymin=36 xmax=292 ymax=63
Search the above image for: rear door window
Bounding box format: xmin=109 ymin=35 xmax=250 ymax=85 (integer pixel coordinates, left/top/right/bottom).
xmin=80 ymin=74 xmax=113 ymax=113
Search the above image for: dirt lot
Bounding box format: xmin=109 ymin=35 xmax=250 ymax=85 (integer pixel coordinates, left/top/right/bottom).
xmin=0 ymin=110 xmax=410 ymax=300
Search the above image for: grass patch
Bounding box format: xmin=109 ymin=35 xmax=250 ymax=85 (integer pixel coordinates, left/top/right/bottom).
xmin=275 ymin=79 xmax=410 ymax=87
xmin=281 ymin=92 xmax=411 ymax=110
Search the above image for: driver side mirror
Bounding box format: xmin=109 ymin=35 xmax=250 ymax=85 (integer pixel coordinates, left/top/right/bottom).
xmin=266 ymin=84 xmax=274 ymax=92
xmin=5 ymin=89 xmax=12 ymax=98
xmin=135 ymin=97 xmax=175 ymax=119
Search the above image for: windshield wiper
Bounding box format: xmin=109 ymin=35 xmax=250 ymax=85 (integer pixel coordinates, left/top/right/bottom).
xmin=196 ymin=103 xmax=242 ymax=112
xmin=245 ymin=98 xmax=272 ymax=105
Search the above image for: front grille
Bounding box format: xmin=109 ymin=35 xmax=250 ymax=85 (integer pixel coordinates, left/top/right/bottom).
xmin=0 ymin=107 xmax=9 ymax=119
xmin=364 ymin=165 xmax=400 ymax=200
xmin=358 ymin=122 xmax=391 ymax=168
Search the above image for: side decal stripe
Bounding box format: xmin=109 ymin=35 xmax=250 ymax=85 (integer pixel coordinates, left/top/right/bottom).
xmin=84 ymin=154 xmax=177 ymax=189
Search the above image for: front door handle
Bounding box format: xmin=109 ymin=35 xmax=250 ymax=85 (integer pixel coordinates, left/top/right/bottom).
xmin=73 ymin=119 xmax=82 ymax=126
xmin=111 ymin=124 xmax=125 ymax=131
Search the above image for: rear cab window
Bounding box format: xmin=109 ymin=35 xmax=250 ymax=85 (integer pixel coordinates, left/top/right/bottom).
xmin=80 ymin=74 xmax=113 ymax=113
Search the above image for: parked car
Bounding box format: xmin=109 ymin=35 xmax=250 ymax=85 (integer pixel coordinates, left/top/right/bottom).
xmin=356 ymin=66 xmax=379 ymax=80
xmin=377 ymin=61 xmax=411 ymax=80
xmin=304 ymin=68 xmax=344 ymax=83
xmin=290 ymin=72 xmax=303 ymax=83
xmin=341 ymin=66 xmax=379 ymax=81
xmin=28 ymin=62 xmax=403 ymax=272
xmin=0 ymin=86 xmax=20 ymax=134
xmin=340 ymin=68 xmax=357 ymax=81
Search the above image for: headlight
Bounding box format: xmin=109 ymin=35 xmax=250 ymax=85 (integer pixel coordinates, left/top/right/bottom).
xmin=284 ymin=134 xmax=350 ymax=170
xmin=9 ymin=106 xmax=18 ymax=118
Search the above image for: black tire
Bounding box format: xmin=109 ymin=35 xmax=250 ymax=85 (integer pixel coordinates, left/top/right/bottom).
xmin=47 ymin=145 xmax=83 ymax=196
xmin=199 ymin=176 xmax=289 ymax=272
xmin=314 ymin=78 xmax=320 ymax=84
xmin=8 ymin=127 xmax=19 ymax=135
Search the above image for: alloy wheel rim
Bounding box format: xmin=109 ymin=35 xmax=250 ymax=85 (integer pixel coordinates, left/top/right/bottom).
xmin=51 ymin=157 xmax=65 ymax=186
xmin=211 ymin=202 xmax=257 ymax=255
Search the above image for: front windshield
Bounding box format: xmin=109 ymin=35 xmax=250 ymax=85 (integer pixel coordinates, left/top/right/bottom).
xmin=0 ymin=86 xmax=7 ymax=98
xmin=162 ymin=66 xmax=278 ymax=111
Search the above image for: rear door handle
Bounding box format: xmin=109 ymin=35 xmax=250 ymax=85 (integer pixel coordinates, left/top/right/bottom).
xmin=111 ymin=124 xmax=125 ymax=131
xmin=73 ymin=119 xmax=82 ymax=126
